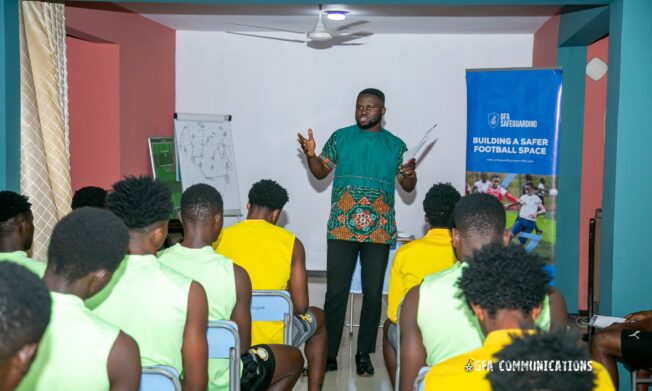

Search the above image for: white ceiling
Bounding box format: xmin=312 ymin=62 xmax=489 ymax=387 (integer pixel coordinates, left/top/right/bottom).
xmin=114 ymin=3 xmax=559 ymax=35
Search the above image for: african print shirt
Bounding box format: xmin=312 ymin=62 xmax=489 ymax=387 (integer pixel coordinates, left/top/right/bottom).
xmin=319 ymin=125 xmax=407 ymax=244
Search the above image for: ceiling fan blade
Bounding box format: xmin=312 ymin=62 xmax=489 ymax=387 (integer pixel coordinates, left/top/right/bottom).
xmin=332 ymin=20 xmax=369 ymax=33
xmin=225 ymin=31 xmax=306 ymax=43
xmin=225 ymin=22 xmax=304 ymax=35
xmin=307 ymin=40 xmax=363 ymax=49
xmin=332 ymin=31 xmax=373 ymax=43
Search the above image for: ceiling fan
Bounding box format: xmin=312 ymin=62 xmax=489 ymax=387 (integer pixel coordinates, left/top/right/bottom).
xmin=225 ymin=4 xmax=372 ymax=47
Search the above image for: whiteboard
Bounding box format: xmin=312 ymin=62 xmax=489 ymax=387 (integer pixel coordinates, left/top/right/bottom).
xmin=173 ymin=113 xmax=242 ymax=216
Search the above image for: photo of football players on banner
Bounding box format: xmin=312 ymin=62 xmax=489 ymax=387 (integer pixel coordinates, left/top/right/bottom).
xmin=465 ymin=69 xmax=562 ymax=270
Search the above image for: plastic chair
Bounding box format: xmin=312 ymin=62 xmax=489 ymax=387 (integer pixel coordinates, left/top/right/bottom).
xmin=251 ymin=290 xmax=293 ymax=344
xmin=140 ymin=366 xmax=181 ymax=391
xmin=412 ymin=366 xmax=430 ymax=391
xmin=632 ymin=368 xmax=652 ymax=391
xmin=207 ymin=320 xmax=241 ymax=391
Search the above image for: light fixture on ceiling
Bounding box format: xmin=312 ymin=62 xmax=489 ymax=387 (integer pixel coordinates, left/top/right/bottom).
xmin=325 ymin=10 xmax=348 ymax=21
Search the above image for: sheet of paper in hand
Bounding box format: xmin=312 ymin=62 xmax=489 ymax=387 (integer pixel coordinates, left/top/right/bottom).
xmin=589 ymin=315 xmax=626 ymax=329
xmin=404 ymin=123 xmax=438 ymax=163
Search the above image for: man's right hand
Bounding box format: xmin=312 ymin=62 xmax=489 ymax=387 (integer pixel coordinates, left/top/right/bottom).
xmin=297 ymin=128 xmax=316 ymax=158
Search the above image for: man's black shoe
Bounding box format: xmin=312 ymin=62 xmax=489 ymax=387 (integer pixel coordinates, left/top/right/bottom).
xmin=355 ymin=353 xmax=374 ymax=377
xmin=326 ymin=357 xmax=338 ymax=372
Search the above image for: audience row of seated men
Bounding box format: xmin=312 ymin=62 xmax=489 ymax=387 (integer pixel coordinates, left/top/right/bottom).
xmin=0 ymin=179 xmax=313 ymax=391
xmin=0 ymin=178 xmax=650 ymax=390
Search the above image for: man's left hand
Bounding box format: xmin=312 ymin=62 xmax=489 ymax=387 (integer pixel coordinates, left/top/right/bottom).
xmin=400 ymin=158 xmax=416 ymax=178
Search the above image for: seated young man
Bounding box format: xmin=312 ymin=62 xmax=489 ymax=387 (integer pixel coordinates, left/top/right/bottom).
xmin=19 ymin=207 xmax=141 ymax=391
xmin=0 ymin=263 xmax=51 ymax=391
xmin=215 ymin=179 xmax=328 ymax=391
xmin=424 ymin=244 xmax=613 ymax=390
xmin=399 ymin=193 xmax=568 ymax=391
xmin=490 ymin=328 xmax=614 ymax=391
xmin=383 ymin=182 xmax=460 ymax=386
xmin=86 ymin=176 xmax=210 ymax=391
xmin=158 ymin=184 xmax=304 ymax=391
xmin=591 ymin=309 xmax=652 ymax=389
xmin=71 ymin=186 xmax=108 ymax=209
xmin=0 ymin=191 xmax=45 ymax=276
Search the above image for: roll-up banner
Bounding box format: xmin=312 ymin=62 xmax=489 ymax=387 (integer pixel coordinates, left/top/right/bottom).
xmin=465 ymin=68 xmax=562 ymax=278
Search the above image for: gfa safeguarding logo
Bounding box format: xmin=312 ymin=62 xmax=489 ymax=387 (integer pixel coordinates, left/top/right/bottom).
xmin=488 ymin=113 xmax=499 ymax=129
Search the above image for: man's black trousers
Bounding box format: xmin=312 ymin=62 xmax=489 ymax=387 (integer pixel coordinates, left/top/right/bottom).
xmin=324 ymin=239 xmax=390 ymax=358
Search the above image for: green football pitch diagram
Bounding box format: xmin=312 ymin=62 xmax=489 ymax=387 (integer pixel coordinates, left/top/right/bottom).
xmin=149 ymin=137 xmax=182 ymax=217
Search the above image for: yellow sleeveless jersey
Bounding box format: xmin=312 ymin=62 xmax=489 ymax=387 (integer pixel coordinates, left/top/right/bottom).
xmin=214 ymin=219 xmax=295 ymax=344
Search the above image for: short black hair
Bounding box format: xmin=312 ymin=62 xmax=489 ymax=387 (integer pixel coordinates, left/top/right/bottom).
xmin=524 ymin=181 xmax=535 ymax=189
xmin=180 ymin=183 xmax=223 ymax=223
xmin=453 ymin=193 xmax=506 ymax=239
xmin=0 ymin=262 xmax=51 ymax=361
xmin=423 ymin=183 xmax=461 ymax=228
xmin=458 ymin=243 xmax=550 ymax=317
xmin=71 ymin=186 xmax=108 ymax=209
xmin=358 ymin=88 xmax=385 ymax=103
xmin=0 ymin=191 xmax=31 ymax=223
xmin=487 ymin=328 xmax=595 ymax=391
xmin=107 ymin=176 xmax=172 ymax=229
xmin=0 ymin=191 xmax=32 ymax=238
xmin=48 ymin=207 xmax=129 ymax=281
xmin=248 ymin=179 xmax=289 ymax=211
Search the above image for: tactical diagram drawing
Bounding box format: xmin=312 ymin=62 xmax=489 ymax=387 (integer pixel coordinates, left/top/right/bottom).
xmin=174 ymin=114 xmax=242 ymax=216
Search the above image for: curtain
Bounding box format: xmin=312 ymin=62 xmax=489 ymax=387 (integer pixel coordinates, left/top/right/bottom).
xmin=19 ymin=0 xmax=71 ymax=261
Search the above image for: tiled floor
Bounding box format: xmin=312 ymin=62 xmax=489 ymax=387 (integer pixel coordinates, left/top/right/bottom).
xmin=292 ymin=276 xmax=394 ymax=391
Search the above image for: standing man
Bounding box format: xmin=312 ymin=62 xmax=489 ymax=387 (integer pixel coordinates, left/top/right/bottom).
xmin=297 ymin=88 xmax=417 ymax=376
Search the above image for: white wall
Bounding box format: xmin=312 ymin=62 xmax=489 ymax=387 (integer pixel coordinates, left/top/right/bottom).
xmin=176 ymin=31 xmax=533 ymax=270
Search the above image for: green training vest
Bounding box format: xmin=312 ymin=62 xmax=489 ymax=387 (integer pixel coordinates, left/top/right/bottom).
xmin=0 ymin=251 xmax=46 ymax=277
xmin=86 ymin=254 xmax=191 ymax=374
xmin=158 ymin=244 xmax=238 ymax=391
xmin=417 ymin=262 xmax=551 ymax=366
xmin=19 ymin=292 xmax=118 ymax=391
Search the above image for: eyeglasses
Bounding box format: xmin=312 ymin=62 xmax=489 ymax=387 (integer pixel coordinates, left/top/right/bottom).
xmin=355 ymin=105 xmax=382 ymax=112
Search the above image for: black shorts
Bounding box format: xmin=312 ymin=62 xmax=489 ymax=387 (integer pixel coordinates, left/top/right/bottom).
xmin=621 ymin=329 xmax=652 ymax=369
xmin=241 ymin=344 xmax=276 ymax=391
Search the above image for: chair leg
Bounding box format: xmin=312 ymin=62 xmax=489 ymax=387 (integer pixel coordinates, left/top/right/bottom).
xmin=633 ymin=369 xmax=638 ymax=391
xmin=349 ymin=293 xmax=354 ymax=336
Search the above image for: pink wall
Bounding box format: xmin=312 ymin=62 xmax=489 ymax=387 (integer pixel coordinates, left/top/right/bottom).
xmin=66 ymin=2 xmax=175 ymax=180
xmin=578 ymin=36 xmax=608 ymax=310
xmin=532 ymin=14 xmax=560 ymax=67
xmin=67 ymin=37 xmax=120 ymax=190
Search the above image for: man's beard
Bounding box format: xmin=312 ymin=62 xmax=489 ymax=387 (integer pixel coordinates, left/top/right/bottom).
xmin=357 ymin=117 xmax=381 ymax=130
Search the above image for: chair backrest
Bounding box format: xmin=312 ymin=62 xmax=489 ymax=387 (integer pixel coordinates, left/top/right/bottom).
xmin=207 ymin=320 xmax=240 ymax=391
xmin=251 ymin=290 xmax=293 ymax=344
xmin=412 ymin=366 xmax=430 ymax=391
xmin=140 ymin=366 xmax=181 ymax=391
